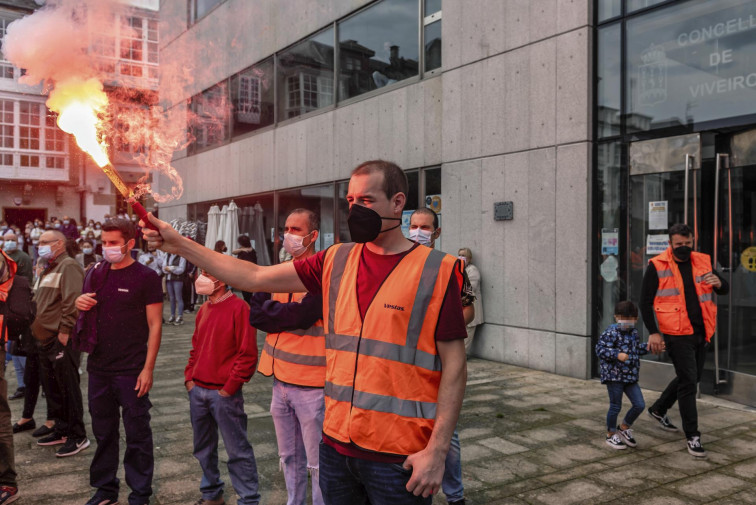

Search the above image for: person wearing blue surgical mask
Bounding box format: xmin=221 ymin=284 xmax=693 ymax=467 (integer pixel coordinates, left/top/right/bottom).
xmin=75 ymin=240 xmax=102 ymax=272
xmin=2 ymin=231 xmax=32 ymax=283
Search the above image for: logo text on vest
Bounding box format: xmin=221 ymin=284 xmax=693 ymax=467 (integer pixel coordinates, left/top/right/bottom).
xmin=384 ymin=303 xmax=405 ymax=311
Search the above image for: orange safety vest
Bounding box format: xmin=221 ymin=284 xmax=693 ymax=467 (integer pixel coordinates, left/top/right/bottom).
xmin=321 ymin=242 xmax=457 ymax=456
xmin=650 ymin=248 xmax=717 ymax=341
xmin=257 ymin=292 xmax=326 ymax=387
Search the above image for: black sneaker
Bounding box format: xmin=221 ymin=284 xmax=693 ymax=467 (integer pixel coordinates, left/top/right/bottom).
xmin=648 ymin=408 xmax=679 ymax=432
xmin=687 ymin=436 xmax=707 ymax=457
xmin=55 ymin=436 xmax=90 ymax=457
xmin=32 ymin=424 xmax=54 ymax=438
xmin=173 ymin=317 xmax=183 ymax=326
xmin=84 ymin=494 xmax=119 ymax=505
xmin=617 ymin=426 xmax=637 ymax=447
xmin=9 ymin=388 xmax=25 ymax=400
xmin=37 ymin=432 xmax=66 ymax=446
xmin=605 ymin=433 xmax=627 ymax=450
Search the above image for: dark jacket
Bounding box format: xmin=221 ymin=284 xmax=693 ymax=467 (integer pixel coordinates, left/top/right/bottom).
xmin=73 ymin=260 xmax=111 ymax=353
xmin=596 ymin=324 xmax=648 ymax=384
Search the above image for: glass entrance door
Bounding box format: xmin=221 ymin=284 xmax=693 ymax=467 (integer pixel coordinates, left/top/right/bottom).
xmin=709 ymin=130 xmax=756 ymax=401
xmin=628 ymin=130 xmax=756 ymax=406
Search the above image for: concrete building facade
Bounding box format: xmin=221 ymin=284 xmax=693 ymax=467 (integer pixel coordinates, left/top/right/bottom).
xmin=159 ymin=0 xmax=756 ymax=406
xmin=159 ymin=0 xmax=593 ymax=378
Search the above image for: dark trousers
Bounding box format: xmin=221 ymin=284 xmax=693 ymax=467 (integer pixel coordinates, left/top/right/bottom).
xmin=0 ymin=348 xmax=17 ymax=488
xmin=38 ymin=338 xmax=86 ymax=439
xmin=21 ymin=346 xmax=53 ymax=420
xmin=89 ymin=373 xmax=154 ymax=504
xmin=650 ymin=333 xmax=707 ymax=438
xmin=319 ymin=442 xmax=430 ymax=505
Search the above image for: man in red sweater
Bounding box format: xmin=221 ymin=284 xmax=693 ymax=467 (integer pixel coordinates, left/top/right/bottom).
xmin=184 ymin=271 xmax=260 ymax=505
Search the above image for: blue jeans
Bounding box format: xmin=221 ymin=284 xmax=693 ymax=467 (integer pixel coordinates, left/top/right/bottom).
xmin=318 ymin=442 xmax=431 ymax=505
xmin=167 ymin=280 xmax=184 ymax=318
xmin=189 ymin=385 xmax=260 ymax=505
xmin=9 ymin=353 xmax=25 ymax=389
xmin=606 ymin=381 xmax=645 ymax=432
xmin=270 ymin=379 xmax=325 ymax=505
xmin=442 ymin=430 xmax=463 ymax=502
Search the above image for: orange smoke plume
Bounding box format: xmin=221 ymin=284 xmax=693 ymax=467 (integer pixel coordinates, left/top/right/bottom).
xmin=1 ymin=0 xmax=185 ymax=203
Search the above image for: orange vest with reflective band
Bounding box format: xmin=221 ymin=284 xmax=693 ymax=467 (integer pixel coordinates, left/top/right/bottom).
xmin=650 ymin=248 xmax=717 ymax=341
xmin=257 ymin=292 xmax=326 ymax=387
xmin=321 ymin=242 xmax=457 ymax=456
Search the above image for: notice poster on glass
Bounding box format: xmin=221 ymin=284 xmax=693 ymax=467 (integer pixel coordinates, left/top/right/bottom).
xmin=647 ymin=234 xmax=669 ymax=255
xmin=401 ymin=210 xmax=414 ymax=238
xmin=322 ymin=232 xmax=334 ymax=250
xmin=602 ymin=228 xmax=619 ymax=255
xmin=649 ymin=201 xmax=668 ymax=230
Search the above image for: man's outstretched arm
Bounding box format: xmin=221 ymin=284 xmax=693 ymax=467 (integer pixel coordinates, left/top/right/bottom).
xmin=141 ymin=213 xmax=305 ymax=294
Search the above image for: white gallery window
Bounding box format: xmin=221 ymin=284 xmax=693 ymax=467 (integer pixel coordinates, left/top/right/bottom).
xmin=0 ymin=98 xmax=68 ymax=169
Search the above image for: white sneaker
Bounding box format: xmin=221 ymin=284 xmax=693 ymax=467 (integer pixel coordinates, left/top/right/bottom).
xmin=605 ymin=433 xmax=627 ymax=450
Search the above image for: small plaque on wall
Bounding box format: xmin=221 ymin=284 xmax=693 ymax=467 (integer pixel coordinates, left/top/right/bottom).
xmin=494 ymin=201 xmax=513 ymax=221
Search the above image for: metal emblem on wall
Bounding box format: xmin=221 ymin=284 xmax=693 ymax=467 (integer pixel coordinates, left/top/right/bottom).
xmin=639 ymin=43 xmax=668 ymax=107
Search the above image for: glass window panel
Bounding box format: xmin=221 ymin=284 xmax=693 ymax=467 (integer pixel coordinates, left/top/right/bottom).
xmin=424 ymin=20 xmax=442 ymax=72
xmin=278 ymin=28 xmax=334 ymax=120
xmin=598 ymin=0 xmax=622 ymax=22
xmin=597 ymin=23 xmax=621 ymax=138
xmin=405 ymin=170 xmax=419 ymax=211
xmin=277 ymin=184 xmax=336 ymax=261
xmin=423 ymin=167 xmax=441 ymax=248
xmin=626 ymin=0 xmax=756 ymax=134
xmin=595 ymin=142 xmax=624 ymax=336
xmin=193 ymin=0 xmax=223 ymax=22
xmin=189 ymin=82 xmax=230 ymax=152
xmin=337 ymin=181 xmax=351 ymax=243
xmin=233 ymin=194 xmax=275 ymax=265
xmin=627 ymin=0 xmax=668 ymax=13
xmin=231 ymin=57 xmax=274 ymax=136
xmin=425 ymin=0 xmax=442 ymax=15
xmin=338 ymin=0 xmax=419 ymax=100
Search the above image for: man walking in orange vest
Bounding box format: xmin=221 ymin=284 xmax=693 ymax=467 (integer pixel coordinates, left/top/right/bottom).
xmin=141 ymin=160 xmax=467 ymax=505
xmin=251 ymin=209 xmax=325 ymax=505
xmin=641 ymin=223 xmax=728 ymax=457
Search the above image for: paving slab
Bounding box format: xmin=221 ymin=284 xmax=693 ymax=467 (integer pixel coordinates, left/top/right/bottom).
xmin=5 ymin=304 xmax=755 ymax=504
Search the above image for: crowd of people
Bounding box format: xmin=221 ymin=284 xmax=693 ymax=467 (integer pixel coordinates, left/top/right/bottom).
xmin=0 ymin=160 xmax=721 ymax=505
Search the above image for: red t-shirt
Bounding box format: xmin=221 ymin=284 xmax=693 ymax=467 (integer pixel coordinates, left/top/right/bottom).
xmin=293 ymin=242 xmax=467 ymax=462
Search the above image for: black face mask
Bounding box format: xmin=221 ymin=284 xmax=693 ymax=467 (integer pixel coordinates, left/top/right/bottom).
xmin=673 ymin=245 xmax=692 ymax=262
xmin=347 ymin=204 xmax=401 ymax=243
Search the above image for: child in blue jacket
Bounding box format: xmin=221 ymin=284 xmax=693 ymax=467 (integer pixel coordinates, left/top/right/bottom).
xmin=596 ymin=301 xmax=648 ymax=450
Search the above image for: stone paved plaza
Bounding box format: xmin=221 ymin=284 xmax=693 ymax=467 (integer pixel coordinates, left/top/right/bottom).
xmin=7 ymin=306 xmax=756 ymax=504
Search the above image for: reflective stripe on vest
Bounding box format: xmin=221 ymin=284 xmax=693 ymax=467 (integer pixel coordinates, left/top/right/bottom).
xmin=656 ymin=288 xmax=680 ymax=297
xmin=321 ymin=243 xmax=456 ymax=455
xmin=256 ymin=291 xmax=326 ymax=387
xmin=650 ymin=248 xmax=717 ymax=341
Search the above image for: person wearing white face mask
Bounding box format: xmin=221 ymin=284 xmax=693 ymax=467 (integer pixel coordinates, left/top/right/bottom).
xmin=185 ymin=270 xmax=260 ymax=505
xmin=74 ymin=218 xmax=163 ymax=505
xmin=408 ymin=208 xmax=474 ymax=505
xmin=248 ymin=209 xmax=326 ymax=505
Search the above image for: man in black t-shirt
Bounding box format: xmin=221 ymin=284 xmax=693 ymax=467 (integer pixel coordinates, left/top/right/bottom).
xmin=75 ymin=219 xmax=163 ymax=505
